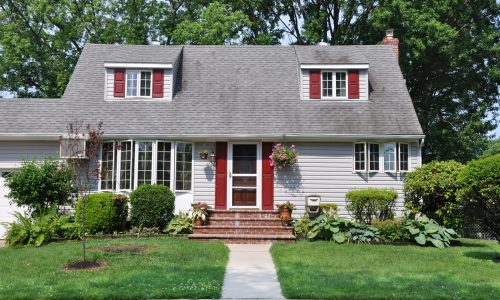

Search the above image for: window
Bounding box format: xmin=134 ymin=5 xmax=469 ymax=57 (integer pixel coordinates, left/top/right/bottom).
xmin=354 ymin=143 xmax=366 ymax=171
xmin=369 ymin=143 xmax=380 ymax=172
xmin=336 ymin=72 xmax=347 ymax=97
xmin=321 ymin=71 xmax=347 ymax=99
xmin=322 ymin=71 xmax=333 ymax=97
xmin=157 ymin=141 xmax=172 ymax=187
xmin=136 ymin=141 xmax=153 ymax=186
xmin=176 ymin=143 xmax=192 ymax=191
xmin=119 ymin=141 xmax=133 ymax=190
xmin=101 ymin=142 xmax=115 ymax=190
xmin=399 ymin=143 xmax=410 ymax=172
xmin=126 ymin=70 xmax=152 ymax=97
xmin=384 ymin=143 xmax=396 ymax=172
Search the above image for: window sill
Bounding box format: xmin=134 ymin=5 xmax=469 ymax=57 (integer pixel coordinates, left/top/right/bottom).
xmin=305 ymin=99 xmax=370 ymax=102
xmin=105 ymin=98 xmax=169 ymax=102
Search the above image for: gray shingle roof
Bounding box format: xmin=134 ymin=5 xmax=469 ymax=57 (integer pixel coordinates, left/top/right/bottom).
xmin=0 ymin=44 xmax=423 ymax=138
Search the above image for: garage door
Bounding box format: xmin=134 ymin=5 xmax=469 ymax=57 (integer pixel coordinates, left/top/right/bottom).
xmin=0 ymin=171 xmax=23 ymax=239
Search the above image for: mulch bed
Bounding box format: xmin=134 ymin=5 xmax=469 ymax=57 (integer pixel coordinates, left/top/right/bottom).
xmin=97 ymin=244 xmax=158 ymax=254
xmin=64 ymin=260 xmax=107 ymax=271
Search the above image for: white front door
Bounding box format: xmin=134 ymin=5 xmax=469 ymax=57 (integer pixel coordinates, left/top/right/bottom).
xmin=227 ymin=143 xmax=261 ymax=209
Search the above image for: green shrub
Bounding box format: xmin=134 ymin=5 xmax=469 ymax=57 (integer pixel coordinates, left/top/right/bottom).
xmin=403 ymin=160 xmax=465 ymax=228
xmin=372 ymin=219 xmax=411 ymax=242
xmin=5 ymin=159 xmax=72 ymax=216
xmin=457 ymin=154 xmax=500 ymax=241
xmin=319 ymin=203 xmax=338 ymax=217
xmin=403 ymin=215 xmax=459 ymax=248
xmin=345 ymin=188 xmax=398 ymax=224
xmin=75 ymin=193 xmax=128 ymax=234
xmin=307 ymin=215 xmax=380 ymax=243
xmin=166 ymin=213 xmax=193 ymax=235
xmin=1 ymin=208 xmax=79 ymax=247
xmin=293 ymin=213 xmax=311 ymax=238
xmin=130 ymin=184 xmax=175 ymax=228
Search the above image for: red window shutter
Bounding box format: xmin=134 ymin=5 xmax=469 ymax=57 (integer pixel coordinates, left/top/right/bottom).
xmin=262 ymin=142 xmax=274 ymax=210
xmin=348 ymin=70 xmax=360 ymax=99
xmin=114 ymin=69 xmax=125 ymax=97
xmin=309 ymin=70 xmax=321 ymax=99
xmin=152 ymin=69 xmax=164 ymax=98
xmin=215 ymin=142 xmax=228 ymax=210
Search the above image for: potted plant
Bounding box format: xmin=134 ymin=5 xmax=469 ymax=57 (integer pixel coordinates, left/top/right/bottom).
xmin=269 ymin=144 xmax=298 ymax=168
xmin=191 ymin=202 xmax=210 ymax=226
xmin=276 ymin=201 xmax=296 ymax=225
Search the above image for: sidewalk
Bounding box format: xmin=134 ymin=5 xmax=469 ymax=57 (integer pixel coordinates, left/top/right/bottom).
xmin=221 ymin=244 xmax=284 ymax=299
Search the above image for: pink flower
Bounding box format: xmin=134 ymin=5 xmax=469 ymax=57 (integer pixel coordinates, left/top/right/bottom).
xmin=291 ymin=145 xmax=295 ymax=148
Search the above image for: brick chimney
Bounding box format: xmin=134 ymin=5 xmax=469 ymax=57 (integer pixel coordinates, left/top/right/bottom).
xmin=382 ymin=29 xmax=399 ymax=61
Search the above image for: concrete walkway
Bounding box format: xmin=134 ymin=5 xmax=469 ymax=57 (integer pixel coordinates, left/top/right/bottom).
xmin=222 ymin=244 xmax=284 ymax=299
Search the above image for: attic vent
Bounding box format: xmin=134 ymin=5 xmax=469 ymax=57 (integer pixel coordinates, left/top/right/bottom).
xmin=60 ymin=136 xmax=87 ymax=159
xmin=316 ymin=40 xmax=330 ymax=46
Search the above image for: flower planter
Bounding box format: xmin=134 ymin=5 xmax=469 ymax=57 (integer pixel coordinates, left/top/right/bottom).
xmin=279 ymin=207 xmax=292 ymax=221
xmin=194 ymin=218 xmax=204 ymax=226
xmin=199 ymin=152 xmax=209 ymax=160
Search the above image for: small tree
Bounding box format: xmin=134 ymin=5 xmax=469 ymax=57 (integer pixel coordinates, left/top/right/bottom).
xmin=458 ymin=155 xmax=500 ymax=242
xmin=64 ymin=120 xmax=103 ymax=261
xmin=403 ymin=161 xmax=465 ymax=228
xmin=5 ymin=159 xmax=72 ymax=216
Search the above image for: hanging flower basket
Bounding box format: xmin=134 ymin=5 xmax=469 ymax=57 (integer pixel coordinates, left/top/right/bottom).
xmin=269 ymin=144 xmax=298 ymax=168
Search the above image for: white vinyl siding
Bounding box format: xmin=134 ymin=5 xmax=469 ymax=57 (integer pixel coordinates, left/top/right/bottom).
xmin=193 ymin=142 xmax=216 ymax=208
xmin=105 ymin=68 xmax=172 ymax=101
xmin=274 ymin=142 xmax=420 ymax=217
xmin=0 ymin=141 xmax=60 ymax=169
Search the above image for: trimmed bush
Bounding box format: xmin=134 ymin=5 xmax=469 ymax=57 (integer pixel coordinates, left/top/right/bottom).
xmin=457 ymin=154 xmax=500 ymax=241
xmin=130 ymin=184 xmax=175 ymax=228
xmin=5 ymin=159 xmax=72 ymax=216
xmin=403 ymin=160 xmax=464 ymax=228
xmin=346 ymin=188 xmax=398 ymax=224
xmin=75 ymin=193 xmax=128 ymax=234
xmin=319 ymin=203 xmax=338 ymax=217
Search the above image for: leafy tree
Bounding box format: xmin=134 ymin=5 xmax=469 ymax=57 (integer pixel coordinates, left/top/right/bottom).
xmin=359 ymin=0 xmax=500 ymax=162
xmin=482 ymin=139 xmax=500 ymax=157
xmin=172 ymin=1 xmax=251 ymax=45
xmin=5 ymin=159 xmax=73 ymax=216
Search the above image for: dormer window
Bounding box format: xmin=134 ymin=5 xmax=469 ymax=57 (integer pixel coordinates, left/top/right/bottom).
xmin=126 ymin=70 xmax=152 ymax=97
xmin=301 ymin=64 xmax=369 ymax=100
xmin=104 ymin=62 xmax=173 ymax=101
xmin=322 ymin=71 xmax=347 ymax=98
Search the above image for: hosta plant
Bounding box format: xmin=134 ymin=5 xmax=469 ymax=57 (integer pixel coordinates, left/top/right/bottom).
xmin=306 ymin=214 xmax=380 ymax=244
xmin=403 ymin=215 xmax=459 ymax=248
xmin=166 ymin=213 xmax=193 ymax=235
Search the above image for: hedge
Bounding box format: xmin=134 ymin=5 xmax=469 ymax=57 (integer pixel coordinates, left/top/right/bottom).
xmin=75 ymin=193 xmax=128 ymax=234
xmin=130 ymin=184 xmax=175 ymax=228
xmin=346 ymin=188 xmax=398 ymax=224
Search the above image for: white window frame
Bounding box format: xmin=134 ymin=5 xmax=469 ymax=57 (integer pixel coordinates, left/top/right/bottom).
xmin=383 ymin=142 xmax=397 ymax=173
xmin=353 ymin=142 xmax=367 ymax=172
xmin=321 ymin=70 xmax=348 ymax=100
xmin=398 ymin=143 xmax=410 ymax=172
xmin=125 ymin=69 xmax=153 ymax=98
xmin=134 ymin=140 xmax=155 ymax=188
xmin=99 ymin=141 xmax=115 ymax=191
xmin=174 ymin=142 xmax=194 ymax=192
xmin=368 ymin=143 xmax=380 ymax=172
xmin=116 ymin=140 xmax=134 ymax=192
xmin=155 ymin=141 xmax=174 ymax=189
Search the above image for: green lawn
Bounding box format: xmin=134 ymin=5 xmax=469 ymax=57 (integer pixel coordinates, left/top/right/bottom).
xmin=272 ymin=239 xmax=500 ymax=299
xmin=0 ymin=237 xmax=228 ymax=299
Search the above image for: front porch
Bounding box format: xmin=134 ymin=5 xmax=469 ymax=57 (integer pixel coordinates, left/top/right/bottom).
xmin=188 ymin=209 xmax=295 ymax=243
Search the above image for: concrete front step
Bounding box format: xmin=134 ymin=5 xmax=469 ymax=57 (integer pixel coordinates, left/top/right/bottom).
xmin=189 ymin=233 xmax=296 ymax=244
xmin=193 ymin=225 xmax=293 ymax=235
xmin=208 ymin=217 xmax=283 ymax=226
